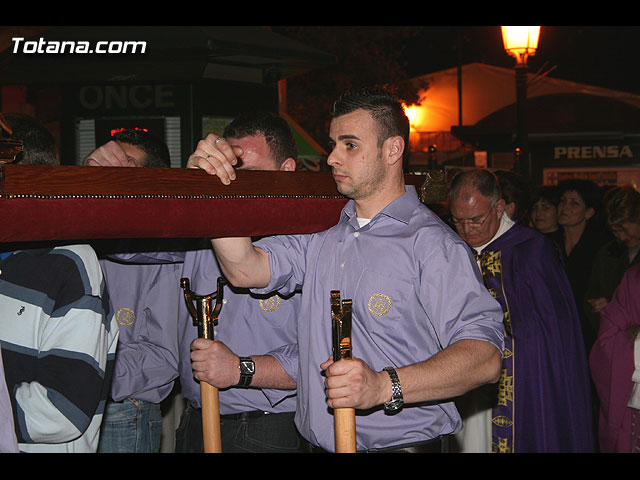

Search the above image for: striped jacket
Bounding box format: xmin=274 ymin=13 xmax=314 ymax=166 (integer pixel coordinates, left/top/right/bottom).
xmin=0 ymin=244 xmax=118 ymax=452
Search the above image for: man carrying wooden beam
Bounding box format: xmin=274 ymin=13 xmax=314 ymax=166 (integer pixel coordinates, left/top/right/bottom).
xmin=191 ymin=87 xmax=505 ymax=453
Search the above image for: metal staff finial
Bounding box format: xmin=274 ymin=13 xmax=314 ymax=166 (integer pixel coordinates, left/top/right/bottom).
xmin=181 ymin=276 xmax=226 ymax=341
xmin=331 ymin=290 xmax=352 ymax=361
xmin=330 ymin=290 xmax=356 ymax=453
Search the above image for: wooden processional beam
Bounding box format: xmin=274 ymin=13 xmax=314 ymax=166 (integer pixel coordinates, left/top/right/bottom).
xmin=0 ymin=164 xmax=429 ymax=243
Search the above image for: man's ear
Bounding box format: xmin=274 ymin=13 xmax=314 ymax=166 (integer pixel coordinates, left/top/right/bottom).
xmin=279 ymin=157 xmax=297 ymax=172
xmin=384 ymin=136 xmax=405 ymax=166
xmin=494 ymin=198 xmax=507 ymax=218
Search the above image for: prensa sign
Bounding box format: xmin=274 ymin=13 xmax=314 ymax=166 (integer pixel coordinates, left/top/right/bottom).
xmin=553 ymin=144 xmax=634 ymax=160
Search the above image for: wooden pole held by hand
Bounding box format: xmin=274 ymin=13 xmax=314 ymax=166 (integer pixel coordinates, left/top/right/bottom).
xmin=200 ymin=382 xmax=222 ymax=453
xmin=330 ymin=290 xmax=356 ymax=453
xmin=181 ymin=277 xmax=226 ymax=453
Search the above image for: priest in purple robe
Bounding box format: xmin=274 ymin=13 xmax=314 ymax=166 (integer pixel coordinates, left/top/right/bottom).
xmin=448 ymin=168 xmax=596 ymax=453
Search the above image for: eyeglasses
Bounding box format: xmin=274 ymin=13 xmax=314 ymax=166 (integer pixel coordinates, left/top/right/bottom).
xmin=449 ymin=203 xmax=496 ymax=230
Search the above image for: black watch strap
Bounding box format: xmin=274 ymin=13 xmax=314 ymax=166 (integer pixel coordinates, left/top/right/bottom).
xmin=237 ymin=357 xmax=255 ymax=388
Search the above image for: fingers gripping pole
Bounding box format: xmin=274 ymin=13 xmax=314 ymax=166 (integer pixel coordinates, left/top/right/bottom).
xmin=181 ymin=276 xmax=226 ymax=453
xmin=330 ymin=290 xmax=356 ymax=453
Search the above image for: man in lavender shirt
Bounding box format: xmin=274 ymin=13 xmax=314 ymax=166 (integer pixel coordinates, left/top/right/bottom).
xmin=190 ymin=87 xmax=505 ymax=452
xmin=90 ymin=113 xmax=307 ymax=452
xmin=176 ymin=112 xmax=304 ymax=453
xmin=84 ymin=129 xmax=181 ymax=453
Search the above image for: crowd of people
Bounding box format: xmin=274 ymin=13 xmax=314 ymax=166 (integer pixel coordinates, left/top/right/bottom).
xmin=439 ymin=165 xmax=640 ymax=453
xmin=0 ymin=85 xmax=639 ymax=453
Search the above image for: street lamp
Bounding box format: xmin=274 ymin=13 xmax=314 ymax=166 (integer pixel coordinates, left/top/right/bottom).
xmin=501 ymin=26 xmax=540 ymax=180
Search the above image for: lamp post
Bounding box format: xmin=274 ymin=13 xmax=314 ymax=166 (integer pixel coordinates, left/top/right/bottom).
xmin=501 ymin=26 xmax=540 ymax=180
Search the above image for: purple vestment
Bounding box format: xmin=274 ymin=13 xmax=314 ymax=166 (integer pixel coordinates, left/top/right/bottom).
xmin=479 ymin=222 xmax=596 ymax=452
xmin=590 ymin=263 xmax=640 ymax=453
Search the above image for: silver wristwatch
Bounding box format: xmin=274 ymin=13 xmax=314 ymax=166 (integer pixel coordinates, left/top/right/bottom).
xmin=383 ymin=367 xmax=403 ymax=414
xmin=237 ymin=357 xmax=255 ymax=388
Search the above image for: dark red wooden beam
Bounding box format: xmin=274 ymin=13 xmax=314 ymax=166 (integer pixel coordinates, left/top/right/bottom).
xmin=0 ymin=164 xmax=426 ymax=243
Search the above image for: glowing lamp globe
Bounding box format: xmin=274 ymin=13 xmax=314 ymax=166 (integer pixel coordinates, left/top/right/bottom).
xmin=501 ymin=26 xmax=540 ymax=64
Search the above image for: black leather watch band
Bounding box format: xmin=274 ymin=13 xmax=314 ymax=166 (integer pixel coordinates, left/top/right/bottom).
xmin=237 ymin=357 xmax=255 ymax=388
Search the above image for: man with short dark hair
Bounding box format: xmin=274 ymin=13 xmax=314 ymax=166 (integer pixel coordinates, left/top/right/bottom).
xmin=83 ymin=128 xmax=178 ymax=453
xmin=448 ymin=168 xmax=596 ymax=453
xmin=93 ymin=113 xmax=306 ymax=453
xmin=175 ymin=111 xmax=302 ymax=453
xmin=221 ymin=111 xmax=298 ymax=170
xmin=192 ymin=87 xmax=505 ymax=452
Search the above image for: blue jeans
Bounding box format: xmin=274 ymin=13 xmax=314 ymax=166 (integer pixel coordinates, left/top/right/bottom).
xmin=98 ymin=398 xmax=163 ymax=453
xmin=175 ymin=404 xmax=307 ymax=453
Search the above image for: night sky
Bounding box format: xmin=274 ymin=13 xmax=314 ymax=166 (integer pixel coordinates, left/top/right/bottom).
xmin=403 ymin=26 xmax=640 ymax=95
xmin=3 ymin=25 xmax=636 ymax=95
xmin=2 ymin=25 xmax=637 ymax=97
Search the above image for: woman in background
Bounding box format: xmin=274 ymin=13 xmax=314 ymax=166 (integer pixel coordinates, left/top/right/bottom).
xmin=556 ymin=178 xmax=611 ymax=351
xmin=529 ymin=185 xmax=562 ymax=253
xmin=585 ymin=185 xmax=640 ymax=341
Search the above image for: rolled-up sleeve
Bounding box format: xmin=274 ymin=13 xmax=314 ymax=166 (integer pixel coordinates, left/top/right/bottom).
xmin=419 ymin=237 xmax=505 ymax=354
xmin=253 ymin=235 xmax=311 ymax=296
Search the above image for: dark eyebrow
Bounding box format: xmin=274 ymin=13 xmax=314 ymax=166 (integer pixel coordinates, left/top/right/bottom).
xmin=337 ymin=134 xmax=361 ymax=141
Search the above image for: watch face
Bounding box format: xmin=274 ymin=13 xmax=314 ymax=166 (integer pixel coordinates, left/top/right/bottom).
xmin=384 ymin=399 xmax=403 ymax=415
xmin=240 ymin=360 xmax=255 ymax=375
xmin=386 ymin=400 xmax=402 ymax=409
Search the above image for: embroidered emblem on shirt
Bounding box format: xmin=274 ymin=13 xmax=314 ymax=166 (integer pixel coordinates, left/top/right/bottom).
xmin=117 ymin=307 xmax=135 ymax=326
xmin=368 ymin=293 xmax=391 ymax=316
xmin=259 ymin=295 xmax=280 ymax=312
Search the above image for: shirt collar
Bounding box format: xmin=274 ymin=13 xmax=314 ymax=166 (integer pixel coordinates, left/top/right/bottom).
xmin=341 ymin=186 xmax=419 ymax=227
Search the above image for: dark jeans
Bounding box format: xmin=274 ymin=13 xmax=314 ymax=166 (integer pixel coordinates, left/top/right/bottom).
xmin=98 ymin=398 xmax=163 ymax=453
xmin=175 ymin=404 xmax=307 ymax=453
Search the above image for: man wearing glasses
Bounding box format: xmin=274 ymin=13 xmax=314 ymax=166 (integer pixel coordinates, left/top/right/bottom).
xmin=448 ymin=168 xmax=596 ymax=453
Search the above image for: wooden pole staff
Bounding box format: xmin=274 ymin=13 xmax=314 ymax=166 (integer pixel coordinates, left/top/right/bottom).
xmin=330 ymin=290 xmax=356 ymax=453
xmin=181 ymin=276 xmax=226 ymax=453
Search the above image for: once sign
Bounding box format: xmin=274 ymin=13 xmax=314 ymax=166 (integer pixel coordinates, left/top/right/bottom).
xmin=78 ymin=85 xmax=176 ymax=111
